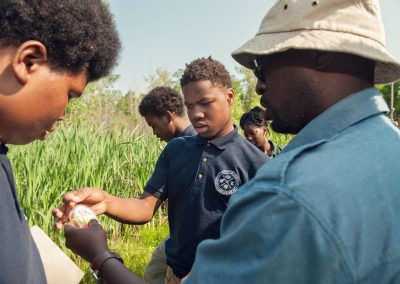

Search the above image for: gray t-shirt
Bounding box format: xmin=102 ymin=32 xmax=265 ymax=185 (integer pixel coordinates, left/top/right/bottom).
xmin=0 ymin=144 xmax=46 ymax=283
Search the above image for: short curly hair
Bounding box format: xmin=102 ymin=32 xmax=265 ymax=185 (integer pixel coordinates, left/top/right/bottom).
xmin=0 ymin=0 xmax=120 ymax=82
xmin=139 ymin=86 xmax=185 ymax=117
xmin=240 ymin=106 xmax=267 ymax=129
xmin=180 ymin=56 xmax=232 ymax=88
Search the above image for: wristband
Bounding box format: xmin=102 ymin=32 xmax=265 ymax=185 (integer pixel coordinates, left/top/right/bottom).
xmin=90 ymin=251 xmax=124 ymax=280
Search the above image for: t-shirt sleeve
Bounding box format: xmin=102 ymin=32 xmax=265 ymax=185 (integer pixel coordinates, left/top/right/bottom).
xmin=184 ymin=185 xmax=347 ymax=284
xmin=144 ymin=147 xmax=170 ymax=201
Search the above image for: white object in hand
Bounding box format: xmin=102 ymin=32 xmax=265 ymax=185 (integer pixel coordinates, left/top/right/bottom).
xmin=69 ymin=205 xmax=98 ymax=228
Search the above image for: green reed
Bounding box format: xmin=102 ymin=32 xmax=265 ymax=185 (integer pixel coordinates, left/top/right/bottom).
xmin=8 ymin=121 xmax=167 ymax=279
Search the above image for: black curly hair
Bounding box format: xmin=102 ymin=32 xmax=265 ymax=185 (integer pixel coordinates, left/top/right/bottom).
xmin=139 ymin=86 xmax=185 ymax=117
xmin=240 ymin=106 xmax=267 ymax=129
xmin=0 ymin=0 xmax=120 ymax=82
xmin=180 ymin=56 xmax=232 ymax=88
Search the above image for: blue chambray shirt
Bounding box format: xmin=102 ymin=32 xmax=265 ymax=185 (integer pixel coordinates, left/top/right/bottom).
xmin=185 ymin=88 xmax=400 ymax=283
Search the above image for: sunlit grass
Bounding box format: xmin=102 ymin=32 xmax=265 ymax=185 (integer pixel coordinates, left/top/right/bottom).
xmin=8 ymin=121 xmax=168 ymax=282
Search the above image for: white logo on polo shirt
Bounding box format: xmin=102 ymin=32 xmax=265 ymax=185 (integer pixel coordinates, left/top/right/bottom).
xmin=215 ymin=170 xmax=240 ymax=195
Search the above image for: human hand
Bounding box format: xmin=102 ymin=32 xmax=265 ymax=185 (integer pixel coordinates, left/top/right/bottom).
xmin=64 ymin=219 xmax=109 ymax=262
xmin=53 ymin=187 xmax=107 ymax=230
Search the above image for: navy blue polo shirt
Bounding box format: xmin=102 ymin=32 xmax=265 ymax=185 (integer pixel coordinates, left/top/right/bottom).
xmin=180 ymin=125 xmax=196 ymax=137
xmin=0 ymin=144 xmax=46 ymax=283
xmin=144 ymin=126 xmax=268 ymax=278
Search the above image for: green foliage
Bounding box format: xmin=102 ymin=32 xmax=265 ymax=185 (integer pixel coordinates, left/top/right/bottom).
xmin=144 ymin=67 xmax=174 ymax=91
xmin=66 ymin=75 xmax=123 ymax=122
xmin=10 ymin=122 xmax=164 ymax=232
xmin=234 ymin=66 xmax=259 ymax=112
xmin=8 ymin=122 xmax=168 ymax=281
xmin=67 ymin=75 xmax=151 ymax=135
xmin=268 ymin=128 xmax=293 ymax=148
xmin=376 ymin=82 xmax=400 ymax=119
xmin=172 ymin=68 xmax=184 ymax=93
xmin=116 ymin=90 xmax=138 ymax=116
xmin=81 ymin=222 xmax=169 ymax=283
xmin=143 ymin=67 xmax=184 ymax=94
xmin=232 ymin=77 xmax=244 ymax=126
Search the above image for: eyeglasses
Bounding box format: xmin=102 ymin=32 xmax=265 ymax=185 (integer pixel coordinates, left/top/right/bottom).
xmin=252 ymin=59 xmax=267 ymax=83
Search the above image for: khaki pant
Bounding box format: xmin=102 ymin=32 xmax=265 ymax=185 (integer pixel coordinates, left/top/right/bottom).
xmin=165 ymin=266 xmax=181 ymax=284
xmin=144 ymin=237 xmax=169 ymax=284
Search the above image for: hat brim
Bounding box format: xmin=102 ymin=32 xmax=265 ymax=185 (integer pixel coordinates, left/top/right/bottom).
xmin=232 ymin=29 xmax=400 ymax=84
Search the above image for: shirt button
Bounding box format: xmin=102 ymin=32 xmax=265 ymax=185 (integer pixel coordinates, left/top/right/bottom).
xmin=203 ymin=157 xmax=208 ymax=162
xmin=198 ymin=173 xmax=203 ymax=179
xmin=207 ymin=142 xmax=211 ymax=147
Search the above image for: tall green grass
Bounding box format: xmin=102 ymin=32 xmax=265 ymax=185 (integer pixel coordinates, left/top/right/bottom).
xmin=8 ymin=121 xmax=168 ymax=281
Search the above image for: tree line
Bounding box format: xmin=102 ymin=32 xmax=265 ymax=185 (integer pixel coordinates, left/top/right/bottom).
xmin=65 ymin=67 xmax=400 ymax=132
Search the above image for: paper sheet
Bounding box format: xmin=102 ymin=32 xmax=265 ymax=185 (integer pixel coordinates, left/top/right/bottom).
xmin=30 ymin=226 xmax=84 ymax=284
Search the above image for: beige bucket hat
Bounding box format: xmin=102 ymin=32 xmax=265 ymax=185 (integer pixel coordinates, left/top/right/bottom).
xmin=232 ymin=0 xmax=400 ymax=84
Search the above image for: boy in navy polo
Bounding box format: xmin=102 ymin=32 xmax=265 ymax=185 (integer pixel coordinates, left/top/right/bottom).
xmin=139 ymin=86 xmax=196 ymax=142
xmin=0 ymin=1 xmax=120 ymax=283
xmin=139 ymin=86 xmax=196 ymax=284
xmin=55 ymin=57 xmax=268 ymax=283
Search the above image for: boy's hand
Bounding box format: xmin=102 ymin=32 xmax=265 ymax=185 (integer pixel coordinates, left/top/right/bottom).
xmin=64 ymin=219 xmax=109 ymax=262
xmin=52 ymin=187 xmax=107 ymax=230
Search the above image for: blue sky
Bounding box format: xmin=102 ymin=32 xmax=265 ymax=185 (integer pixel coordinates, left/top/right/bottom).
xmin=108 ymin=0 xmax=400 ymax=94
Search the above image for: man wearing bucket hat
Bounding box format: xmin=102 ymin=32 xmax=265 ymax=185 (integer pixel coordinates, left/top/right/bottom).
xmin=186 ymin=0 xmax=400 ymax=283
xmin=53 ymin=0 xmax=400 ymax=283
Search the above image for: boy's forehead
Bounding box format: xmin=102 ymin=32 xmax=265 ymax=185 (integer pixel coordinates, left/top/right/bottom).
xmin=183 ymin=80 xmax=213 ymax=90
xmin=183 ymin=80 xmax=225 ymax=101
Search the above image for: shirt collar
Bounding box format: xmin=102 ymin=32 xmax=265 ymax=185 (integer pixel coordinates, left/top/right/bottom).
xmin=195 ymin=125 xmax=239 ymax=149
xmin=283 ymin=88 xmax=388 ymax=153
xmin=180 ymin=125 xmax=196 ymax=137
xmin=0 ymin=144 xmax=8 ymax=155
xmin=268 ymin=140 xmax=281 ymax=158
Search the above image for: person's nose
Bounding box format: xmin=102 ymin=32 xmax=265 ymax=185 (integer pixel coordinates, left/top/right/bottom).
xmin=191 ymin=107 xmax=205 ymax=120
xmin=256 ymin=79 xmax=267 ymax=96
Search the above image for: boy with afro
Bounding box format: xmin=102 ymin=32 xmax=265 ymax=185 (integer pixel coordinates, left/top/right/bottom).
xmin=0 ymin=0 xmax=120 ymax=283
xmin=55 ymin=57 xmax=268 ymax=283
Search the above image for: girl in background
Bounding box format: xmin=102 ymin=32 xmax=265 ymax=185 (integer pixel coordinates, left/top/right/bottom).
xmin=240 ymin=106 xmax=281 ymax=158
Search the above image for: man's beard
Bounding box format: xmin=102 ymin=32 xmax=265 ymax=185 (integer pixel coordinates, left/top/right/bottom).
xmin=270 ymin=108 xmax=306 ymax=134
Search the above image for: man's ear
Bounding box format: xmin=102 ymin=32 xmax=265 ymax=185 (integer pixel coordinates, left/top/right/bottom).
xmin=12 ymin=40 xmax=48 ymax=84
xmin=226 ymin=88 xmax=235 ymax=106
